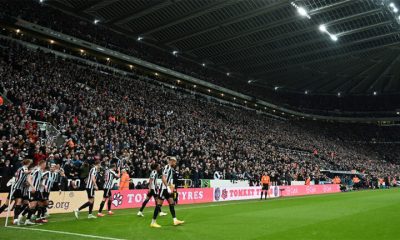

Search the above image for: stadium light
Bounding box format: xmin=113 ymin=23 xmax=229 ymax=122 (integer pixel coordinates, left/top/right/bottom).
xmin=397 ymin=111 xmax=400 ymax=115
xmin=137 ymin=36 xmax=143 ymax=41
xmin=226 ymin=72 xmax=230 ymax=76
xmin=202 ymin=63 xmax=206 ymax=67
xmin=39 ymin=0 xmax=44 ymax=3
xmin=193 ymin=85 xmax=197 ymax=88
xmin=305 ymin=90 xmax=308 ymax=94
xmin=94 ymin=19 xmax=100 ymax=24
xmin=291 ymin=2 xmax=311 ymax=19
xmin=319 ymin=24 xmax=339 ymax=41
xmin=233 ymin=97 xmax=236 ymax=100
xmin=274 ymin=86 xmax=279 ymax=90
xmin=373 ymin=91 xmax=377 ymax=96
xmin=248 ymin=80 xmax=253 ymax=84
xmin=297 ymin=7 xmax=308 ymax=17
xmin=390 ymin=2 xmax=395 ymax=8
xmin=106 ymin=57 xmax=110 ymax=61
xmin=394 ymin=7 xmax=399 ymax=13
xmin=49 ymin=39 xmax=54 ymax=44
xmin=319 ymin=24 xmax=327 ymax=32
xmin=172 ymin=50 xmax=178 ymax=56
xmin=208 ymin=89 xmax=211 ymax=92
xmin=129 ymin=65 xmax=133 ymax=69
xmin=177 ymin=80 xmax=181 ymax=84
xmin=221 ymin=93 xmax=224 ymax=97
xmin=337 ymin=92 xmax=341 ymax=97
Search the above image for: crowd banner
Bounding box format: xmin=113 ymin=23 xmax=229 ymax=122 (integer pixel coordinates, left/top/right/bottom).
xmin=278 ymin=184 xmax=340 ymax=197
xmin=110 ymin=188 xmax=214 ymax=209
xmin=0 ymin=191 xmax=104 ymax=217
xmin=213 ymin=186 xmax=280 ymax=202
xmin=209 ymin=180 xmax=250 ymax=188
xmin=0 ymin=184 xmax=340 ymax=218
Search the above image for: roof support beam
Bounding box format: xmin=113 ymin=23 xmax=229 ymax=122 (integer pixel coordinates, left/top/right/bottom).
xmin=83 ymin=0 xmax=119 ymax=12
xmin=186 ymin=0 xmax=354 ymax=53
xmin=140 ymin=0 xmax=234 ymax=36
xmin=234 ymin=21 xmax=392 ymax=72
xmin=250 ymin=35 xmax=400 ymax=77
xmin=163 ymin=0 xmax=289 ymax=45
xmin=214 ymin=8 xmax=382 ymax=66
xmin=368 ymin=53 xmax=400 ymax=91
xmin=112 ymin=1 xmax=173 ymax=25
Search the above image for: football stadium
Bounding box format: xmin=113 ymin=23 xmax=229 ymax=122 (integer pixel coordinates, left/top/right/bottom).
xmin=1 ymin=0 xmax=400 ymax=239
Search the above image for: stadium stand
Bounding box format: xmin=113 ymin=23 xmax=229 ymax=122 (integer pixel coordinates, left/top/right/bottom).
xmin=1 ymin=37 xmax=399 ymax=193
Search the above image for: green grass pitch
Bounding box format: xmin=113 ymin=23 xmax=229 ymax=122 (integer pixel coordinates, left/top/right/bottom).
xmin=1 ymin=189 xmax=400 ymax=240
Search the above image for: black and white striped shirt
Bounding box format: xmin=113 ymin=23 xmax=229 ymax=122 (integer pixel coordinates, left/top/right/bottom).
xmin=13 ymin=166 xmax=29 ymax=190
xmin=30 ymin=168 xmax=43 ymax=191
xmin=149 ymin=170 xmax=158 ymax=191
xmin=86 ymin=166 xmax=97 ymax=189
xmin=42 ymin=171 xmax=58 ymax=192
xmin=160 ymin=165 xmax=174 ymax=191
xmin=103 ymin=169 xmax=118 ymax=190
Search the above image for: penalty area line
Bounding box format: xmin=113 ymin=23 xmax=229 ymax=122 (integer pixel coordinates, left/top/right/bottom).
xmin=6 ymin=226 xmax=127 ymax=240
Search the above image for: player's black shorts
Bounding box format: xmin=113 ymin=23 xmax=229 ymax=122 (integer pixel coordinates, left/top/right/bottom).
xmin=158 ymin=189 xmax=172 ymax=200
xmin=147 ymin=189 xmax=158 ymax=198
xmin=103 ymin=189 xmax=112 ymax=198
xmin=42 ymin=192 xmax=50 ymax=201
xmin=28 ymin=191 xmax=42 ymax=202
xmin=7 ymin=188 xmax=22 ymax=200
xmin=22 ymin=187 xmax=29 ymax=201
xmin=86 ymin=188 xmax=95 ymax=198
xmin=262 ymin=184 xmax=269 ymax=191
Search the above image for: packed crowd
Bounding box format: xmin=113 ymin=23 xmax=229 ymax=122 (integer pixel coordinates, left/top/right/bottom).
xmin=1 ymin=36 xmax=400 ymax=192
xmin=3 ymin=0 xmax=400 ymax=113
xmin=0 ymin=0 xmax=263 ymax=97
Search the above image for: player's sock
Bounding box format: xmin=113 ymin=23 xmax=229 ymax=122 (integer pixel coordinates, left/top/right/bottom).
xmin=78 ymin=202 xmax=90 ymax=211
xmin=36 ymin=207 xmax=42 ymax=218
xmin=260 ymin=192 xmax=263 ymax=200
xmin=140 ymin=198 xmax=150 ymax=212
xmin=169 ymin=204 xmax=176 ymax=218
xmin=43 ymin=206 xmax=48 ymax=217
xmin=27 ymin=208 xmax=35 ymax=220
xmin=21 ymin=206 xmax=30 ymax=216
xmin=99 ymin=201 xmax=105 ymax=213
xmin=20 ymin=204 xmax=28 ymax=213
xmin=89 ymin=203 xmax=94 ymax=214
xmin=152 ymin=204 xmax=161 ymax=220
xmin=14 ymin=205 xmax=21 ymax=219
xmin=0 ymin=204 xmax=7 ymax=214
xmin=107 ymin=199 xmax=112 ymax=211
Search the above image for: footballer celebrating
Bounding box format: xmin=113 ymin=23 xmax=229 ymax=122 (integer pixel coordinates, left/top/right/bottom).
xmin=97 ymin=164 xmax=120 ymax=217
xmin=24 ymin=160 xmax=46 ymax=225
xmin=75 ymin=160 xmax=100 ymax=219
xmin=150 ymin=157 xmax=184 ymax=228
xmin=0 ymin=159 xmax=32 ymax=224
xmin=38 ymin=163 xmax=59 ymax=222
xmin=137 ymin=163 xmax=167 ymax=217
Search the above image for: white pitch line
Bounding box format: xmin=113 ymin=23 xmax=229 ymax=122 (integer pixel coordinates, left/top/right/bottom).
xmin=3 ymin=192 xmax=346 ymax=239
xmin=6 ymin=226 xmax=127 ymax=240
xmin=46 ymin=192 xmax=344 ymax=224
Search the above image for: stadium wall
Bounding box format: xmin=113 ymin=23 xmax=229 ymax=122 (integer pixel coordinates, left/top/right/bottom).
xmin=0 ymin=185 xmax=340 ymax=217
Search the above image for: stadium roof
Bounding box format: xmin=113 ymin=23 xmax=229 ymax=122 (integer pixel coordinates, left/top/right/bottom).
xmin=48 ymin=0 xmax=400 ymax=96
